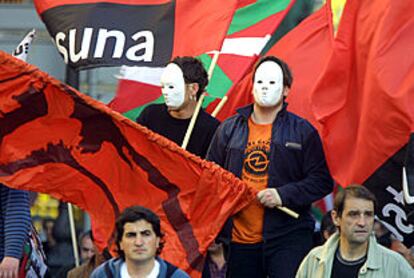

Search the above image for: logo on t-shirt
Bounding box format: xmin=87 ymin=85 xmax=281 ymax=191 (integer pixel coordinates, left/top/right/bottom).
xmin=242 ymin=139 xmax=270 ymax=183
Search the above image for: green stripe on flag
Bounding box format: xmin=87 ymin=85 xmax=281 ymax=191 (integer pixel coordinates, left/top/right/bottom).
xmin=227 ymin=0 xmax=291 ymax=35
xmin=198 ymin=54 xmax=233 ymax=107
xmin=123 ymin=96 xmax=164 ymax=120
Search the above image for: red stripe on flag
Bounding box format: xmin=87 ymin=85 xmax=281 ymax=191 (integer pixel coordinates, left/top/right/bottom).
xmin=110 ymin=80 xmax=161 ymax=113
xmin=311 ymin=0 xmax=414 ymax=185
xmin=173 ymin=0 xmax=238 ymax=56
xmin=215 ymin=54 xmax=255 ymax=82
xmin=34 ymin=0 xmax=170 ymax=14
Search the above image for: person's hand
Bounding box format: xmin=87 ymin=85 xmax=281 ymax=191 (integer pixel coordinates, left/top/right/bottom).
xmin=0 ymin=256 xmax=20 ymax=278
xmin=257 ymin=188 xmax=282 ymax=208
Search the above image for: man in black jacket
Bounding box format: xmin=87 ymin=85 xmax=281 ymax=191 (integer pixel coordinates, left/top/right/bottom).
xmin=207 ymin=56 xmax=333 ymax=278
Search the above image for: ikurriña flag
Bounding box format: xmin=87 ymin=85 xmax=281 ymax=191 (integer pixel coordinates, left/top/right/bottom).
xmin=33 ymin=0 xmax=238 ymax=70
xmin=109 ymin=0 xmax=295 ymax=120
xmin=0 ymin=51 xmax=256 ymax=277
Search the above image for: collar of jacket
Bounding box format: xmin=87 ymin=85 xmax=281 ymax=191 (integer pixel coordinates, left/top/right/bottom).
xmin=236 ymin=102 xmax=288 ymax=122
xmin=316 ymin=232 xmax=382 ymax=273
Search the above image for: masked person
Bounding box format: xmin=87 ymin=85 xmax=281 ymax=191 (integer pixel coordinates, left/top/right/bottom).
xmin=207 ymin=56 xmax=333 ymax=278
xmin=137 ymin=56 xmax=220 ymax=158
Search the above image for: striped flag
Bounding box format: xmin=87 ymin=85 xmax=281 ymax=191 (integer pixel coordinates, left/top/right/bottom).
xmin=110 ymin=0 xmax=296 ymax=121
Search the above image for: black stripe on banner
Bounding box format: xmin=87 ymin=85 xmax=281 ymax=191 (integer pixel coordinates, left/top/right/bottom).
xmin=41 ymin=2 xmax=174 ymax=69
xmin=364 ymin=134 xmax=414 ymax=248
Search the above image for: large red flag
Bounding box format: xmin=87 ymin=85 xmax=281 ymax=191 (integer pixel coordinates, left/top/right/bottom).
xmin=0 ymin=51 xmax=256 ymax=276
xmin=311 ymin=0 xmax=414 ymax=187
xmin=310 ymin=0 xmax=414 ymax=246
xmin=33 ymin=0 xmax=237 ymax=69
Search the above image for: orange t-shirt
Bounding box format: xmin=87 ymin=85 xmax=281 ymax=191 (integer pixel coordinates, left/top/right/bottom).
xmin=232 ymin=118 xmax=272 ymax=243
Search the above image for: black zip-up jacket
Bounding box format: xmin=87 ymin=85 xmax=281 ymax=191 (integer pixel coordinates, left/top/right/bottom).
xmin=206 ymin=104 xmax=333 ymax=240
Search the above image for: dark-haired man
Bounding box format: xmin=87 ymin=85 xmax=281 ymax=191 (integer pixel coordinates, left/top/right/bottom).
xmin=297 ymin=185 xmax=414 ymax=277
xmin=137 ymin=56 xmax=220 ymax=158
xmin=207 ymin=56 xmax=333 ymax=277
xmin=91 ymin=206 xmax=188 ymax=278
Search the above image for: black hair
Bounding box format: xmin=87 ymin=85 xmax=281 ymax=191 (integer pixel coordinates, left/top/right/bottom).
xmin=320 ymin=210 xmax=337 ymax=237
xmin=79 ymin=230 xmax=93 ymax=243
xmin=253 ymin=56 xmax=293 ymax=88
xmin=171 ymin=56 xmax=208 ymax=100
xmin=334 ymin=185 xmax=377 ymax=217
xmin=115 ymin=206 xmax=165 ymax=259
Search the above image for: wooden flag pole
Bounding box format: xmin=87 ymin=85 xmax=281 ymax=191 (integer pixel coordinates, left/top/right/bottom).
xmin=276 ymin=206 xmax=299 ymax=219
xmin=68 ymin=203 xmax=80 ymax=266
xmin=211 ymin=95 xmax=228 ymax=117
xmin=181 ymin=51 xmax=220 ymax=149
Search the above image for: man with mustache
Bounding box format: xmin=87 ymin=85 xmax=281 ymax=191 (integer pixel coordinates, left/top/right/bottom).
xmin=296 ymin=185 xmax=414 ymax=277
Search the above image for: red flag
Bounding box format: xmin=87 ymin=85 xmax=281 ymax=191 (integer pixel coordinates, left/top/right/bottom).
xmin=311 ymin=0 xmax=414 ymax=186
xmin=0 ymin=51 xmax=256 ymax=277
xmin=219 ymin=2 xmax=334 ymax=125
xmin=33 ymin=0 xmax=237 ymax=69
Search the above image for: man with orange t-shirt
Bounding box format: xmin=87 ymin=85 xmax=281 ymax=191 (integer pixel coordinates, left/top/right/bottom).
xmin=207 ymin=56 xmax=333 ymax=278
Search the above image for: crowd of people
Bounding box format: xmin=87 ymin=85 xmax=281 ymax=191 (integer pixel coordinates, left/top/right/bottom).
xmin=1 ymin=56 xmax=413 ymax=277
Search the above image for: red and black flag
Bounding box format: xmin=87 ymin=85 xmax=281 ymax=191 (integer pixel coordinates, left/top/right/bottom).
xmin=0 ymin=51 xmax=256 ymax=276
xmin=310 ymin=0 xmax=414 ymax=246
xmin=33 ymin=0 xmax=238 ymax=69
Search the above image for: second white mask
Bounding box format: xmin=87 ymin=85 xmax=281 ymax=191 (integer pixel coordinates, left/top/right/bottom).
xmin=253 ymin=61 xmax=284 ymax=107
xmin=160 ymin=63 xmax=186 ymax=109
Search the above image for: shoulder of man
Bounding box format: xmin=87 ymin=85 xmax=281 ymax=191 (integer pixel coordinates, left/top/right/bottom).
xmin=136 ymin=103 xmax=165 ymax=122
xmin=296 ymin=245 xmax=325 ymax=278
xmin=157 ymin=258 xmax=189 ymax=278
xmin=199 ymin=109 xmax=221 ymax=128
xmin=285 ymin=110 xmax=317 ymax=132
xmin=90 ymin=257 xmax=121 ymax=278
xmin=66 ymin=264 xmax=85 ymax=278
xmin=373 ymin=243 xmax=414 ymax=274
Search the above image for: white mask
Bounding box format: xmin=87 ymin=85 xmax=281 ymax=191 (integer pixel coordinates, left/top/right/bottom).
xmin=160 ymin=63 xmax=186 ymax=109
xmin=253 ymin=61 xmax=284 ymax=107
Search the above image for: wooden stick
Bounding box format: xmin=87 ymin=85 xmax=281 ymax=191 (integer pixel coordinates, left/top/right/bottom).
xmin=211 ymin=95 xmax=228 ymax=118
xmin=181 ymin=51 xmax=220 ymax=149
xmin=68 ymin=203 xmax=80 ymax=267
xmin=207 ymin=50 xmax=220 ymax=80
xmin=276 ymin=206 xmax=299 ymax=219
xmin=181 ymin=93 xmax=205 ymax=150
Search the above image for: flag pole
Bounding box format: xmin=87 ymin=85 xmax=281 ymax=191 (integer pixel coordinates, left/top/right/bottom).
xmin=68 ymin=203 xmax=80 ymax=266
xmin=211 ymin=95 xmax=228 ymax=117
xmin=181 ymin=51 xmax=220 ymax=150
xmin=65 ymin=65 xmax=80 ymax=267
xmin=276 ymin=206 xmax=299 ymax=218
